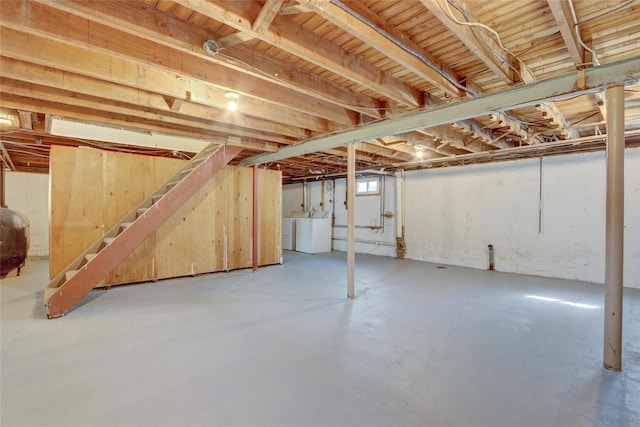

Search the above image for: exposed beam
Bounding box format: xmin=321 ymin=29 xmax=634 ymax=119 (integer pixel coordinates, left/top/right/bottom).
xmin=217 ymin=32 xmax=255 ymax=49
xmin=0 ymin=57 xmax=309 ymax=139
xmin=1 ymin=2 xmax=352 ymax=126
xmin=536 ymin=102 xmax=580 ymax=140
xmin=391 ymin=129 xmax=640 ymax=170
xmin=519 ymin=63 xmax=578 ymax=140
xmin=422 ymin=91 xmax=509 ymax=149
xmin=546 ymin=0 xmax=584 ymax=66
xmin=420 ymin=0 xmax=515 ymax=84
xmin=464 ymin=80 xmax=540 ymax=145
xmin=0 ymin=92 xmax=277 ymax=153
xmin=173 ymin=0 xmax=422 ymax=107
xmin=252 ymin=0 xmax=286 ymax=33
xmin=240 ymin=56 xmax=640 ymax=165
xmin=36 ymin=0 xmax=382 ymax=119
xmin=544 ymin=2 xmax=606 ymax=121
xmin=301 ymin=0 xmax=463 ymax=97
xmin=0 ymin=78 xmax=290 ymax=147
xmin=280 ymin=1 xmax=314 ymax=15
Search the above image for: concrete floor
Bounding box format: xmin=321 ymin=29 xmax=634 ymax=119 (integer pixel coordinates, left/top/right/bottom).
xmin=1 ymin=251 xmax=639 ymax=427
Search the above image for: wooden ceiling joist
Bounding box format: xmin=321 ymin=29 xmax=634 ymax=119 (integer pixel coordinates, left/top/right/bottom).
xmin=300 ymin=0 xmax=463 ymax=97
xmin=37 ymin=0 xmax=383 ymax=120
xmin=546 ymin=0 xmax=584 ymax=67
xmin=420 ymin=0 xmax=515 ymax=84
xmin=173 ymin=0 xmax=423 ymax=107
xmin=0 ymin=2 xmax=352 ymax=127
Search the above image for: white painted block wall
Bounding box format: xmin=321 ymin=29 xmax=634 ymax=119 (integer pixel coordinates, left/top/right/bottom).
xmin=4 ymin=171 xmax=49 ymax=256
xmin=404 ymin=148 xmax=640 ymax=288
xmin=282 ymin=176 xmax=397 ymax=257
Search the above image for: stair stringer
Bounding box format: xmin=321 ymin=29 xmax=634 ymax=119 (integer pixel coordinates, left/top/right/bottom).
xmin=45 ymin=144 xmax=242 ymax=318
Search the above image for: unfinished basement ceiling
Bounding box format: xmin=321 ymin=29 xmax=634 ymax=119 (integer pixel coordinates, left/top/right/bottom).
xmin=1 ymin=0 xmax=640 ymax=181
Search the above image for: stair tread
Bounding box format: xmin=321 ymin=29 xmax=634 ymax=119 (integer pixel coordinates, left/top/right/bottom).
xmin=65 ymin=270 xmax=78 ymax=281
xmin=85 ymin=253 xmax=98 ymax=261
xmin=103 ymin=237 xmax=116 ymax=245
xmin=120 ymin=222 xmax=134 ymax=228
xmin=44 ymin=287 xmax=57 ymax=302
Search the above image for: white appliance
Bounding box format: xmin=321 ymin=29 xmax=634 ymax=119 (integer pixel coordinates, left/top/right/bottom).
xmin=282 ymin=218 xmax=296 ymax=251
xmin=295 ymin=215 xmax=332 ymax=254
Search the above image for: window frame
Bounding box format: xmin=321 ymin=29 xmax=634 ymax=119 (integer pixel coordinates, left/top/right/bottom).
xmin=355 ymin=177 xmax=380 ymax=196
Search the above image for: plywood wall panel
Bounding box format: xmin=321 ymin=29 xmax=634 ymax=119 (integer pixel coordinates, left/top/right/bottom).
xmin=258 ymin=168 xmax=282 ymax=265
xmin=103 ymin=151 xmax=157 ymax=285
xmin=155 ymin=175 xmax=221 ymax=279
xmin=50 ymin=146 xmax=104 ymax=278
xmin=50 ymin=146 xmax=281 ymax=288
xmin=226 ymin=167 xmax=253 ymax=270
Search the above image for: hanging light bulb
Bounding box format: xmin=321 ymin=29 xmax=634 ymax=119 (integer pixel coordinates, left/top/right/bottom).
xmin=225 ymin=92 xmax=239 ymax=111
xmin=416 ymin=146 xmax=425 ymax=159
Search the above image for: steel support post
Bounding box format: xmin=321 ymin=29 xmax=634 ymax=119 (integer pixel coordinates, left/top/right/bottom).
xmin=603 ymin=84 xmax=624 ymax=371
xmin=347 ymin=142 xmax=355 ymax=299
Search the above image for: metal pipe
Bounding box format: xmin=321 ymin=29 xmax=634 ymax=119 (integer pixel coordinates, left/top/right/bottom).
xmin=395 ymin=170 xmax=406 ymax=258
xmin=538 ymin=156 xmax=543 ymax=235
xmin=329 ymin=0 xmax=467 ymax=94
xmin=347 ymin=142 xmax=355 ymax=299
xmin=332 ymin=237 xmax=396 ymax=247
xmin=302 ymin=181 xmax=307 ymax=212
xmin=488 ymin=244 xmax=495 ymax=271
xmin=379 ymin=176 xmax=386 ymax=233
xmin=603 ymin=84 xmax=624 ymax=371
xmin=393 ymin=129 xmax=640 ymax=170
xmin=0 ymin=163 xmax=5 ymax=208
xmin=333 ymin=224 xmax=383 ymax=230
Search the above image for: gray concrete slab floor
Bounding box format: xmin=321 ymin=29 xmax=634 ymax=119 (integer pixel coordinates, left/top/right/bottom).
xmin=1 ymin=251 xmax=639 ymax=426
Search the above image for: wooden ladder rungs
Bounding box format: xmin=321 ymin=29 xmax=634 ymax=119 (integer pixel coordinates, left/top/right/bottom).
xmin=136 ymin=208 xmax=147 ymax=217
xmin=166 ymin=180 xmax=181 ymax=189
xmin=180 ymin=168 xmax=195 ymax=175
xmin=85 ymin=253 xmax=98 ymax=262
xmin=103 ymin=237 xmax=116 ymax=245
xmin=152 ymin=194 xmax=163 ymax=204
xmin=120 ymin=222 xmax=134 ymax=229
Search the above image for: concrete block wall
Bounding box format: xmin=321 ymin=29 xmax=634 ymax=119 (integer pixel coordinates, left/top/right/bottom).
xmin=282 ymin=176 xmax=397 ymax=257
xmin=404 ymin=148 xmax=640 ymax=288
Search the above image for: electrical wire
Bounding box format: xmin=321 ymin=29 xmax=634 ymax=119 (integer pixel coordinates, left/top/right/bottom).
xmin=442 ymin=0 xmax=532 ymax=80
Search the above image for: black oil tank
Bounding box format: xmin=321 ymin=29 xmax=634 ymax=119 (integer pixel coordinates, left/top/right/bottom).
xmin=0 ymin=208 xmax=30 ymax=278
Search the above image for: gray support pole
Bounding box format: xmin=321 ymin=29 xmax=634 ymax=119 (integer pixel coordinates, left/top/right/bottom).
xmin=603 ymin=84 xmax=625 ymax=371
xmin=347 ymin=142 xmax=355 ymax=299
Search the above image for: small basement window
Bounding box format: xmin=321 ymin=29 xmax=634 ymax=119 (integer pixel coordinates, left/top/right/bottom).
xmin=356 ymin=177 xmax=380 ymax=195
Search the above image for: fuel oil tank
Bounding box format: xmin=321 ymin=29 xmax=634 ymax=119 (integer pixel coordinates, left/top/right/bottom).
xmin=0 ymin=208 xmax=30 ymax=278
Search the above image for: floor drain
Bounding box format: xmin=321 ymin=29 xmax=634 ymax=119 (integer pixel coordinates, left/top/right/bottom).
xmin=436 ymin=265 xmax=447 ymax=269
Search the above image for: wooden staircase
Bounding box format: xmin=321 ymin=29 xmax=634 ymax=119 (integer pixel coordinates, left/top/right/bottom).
xmin=45 ymin=144 xmax=242 ymax=318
